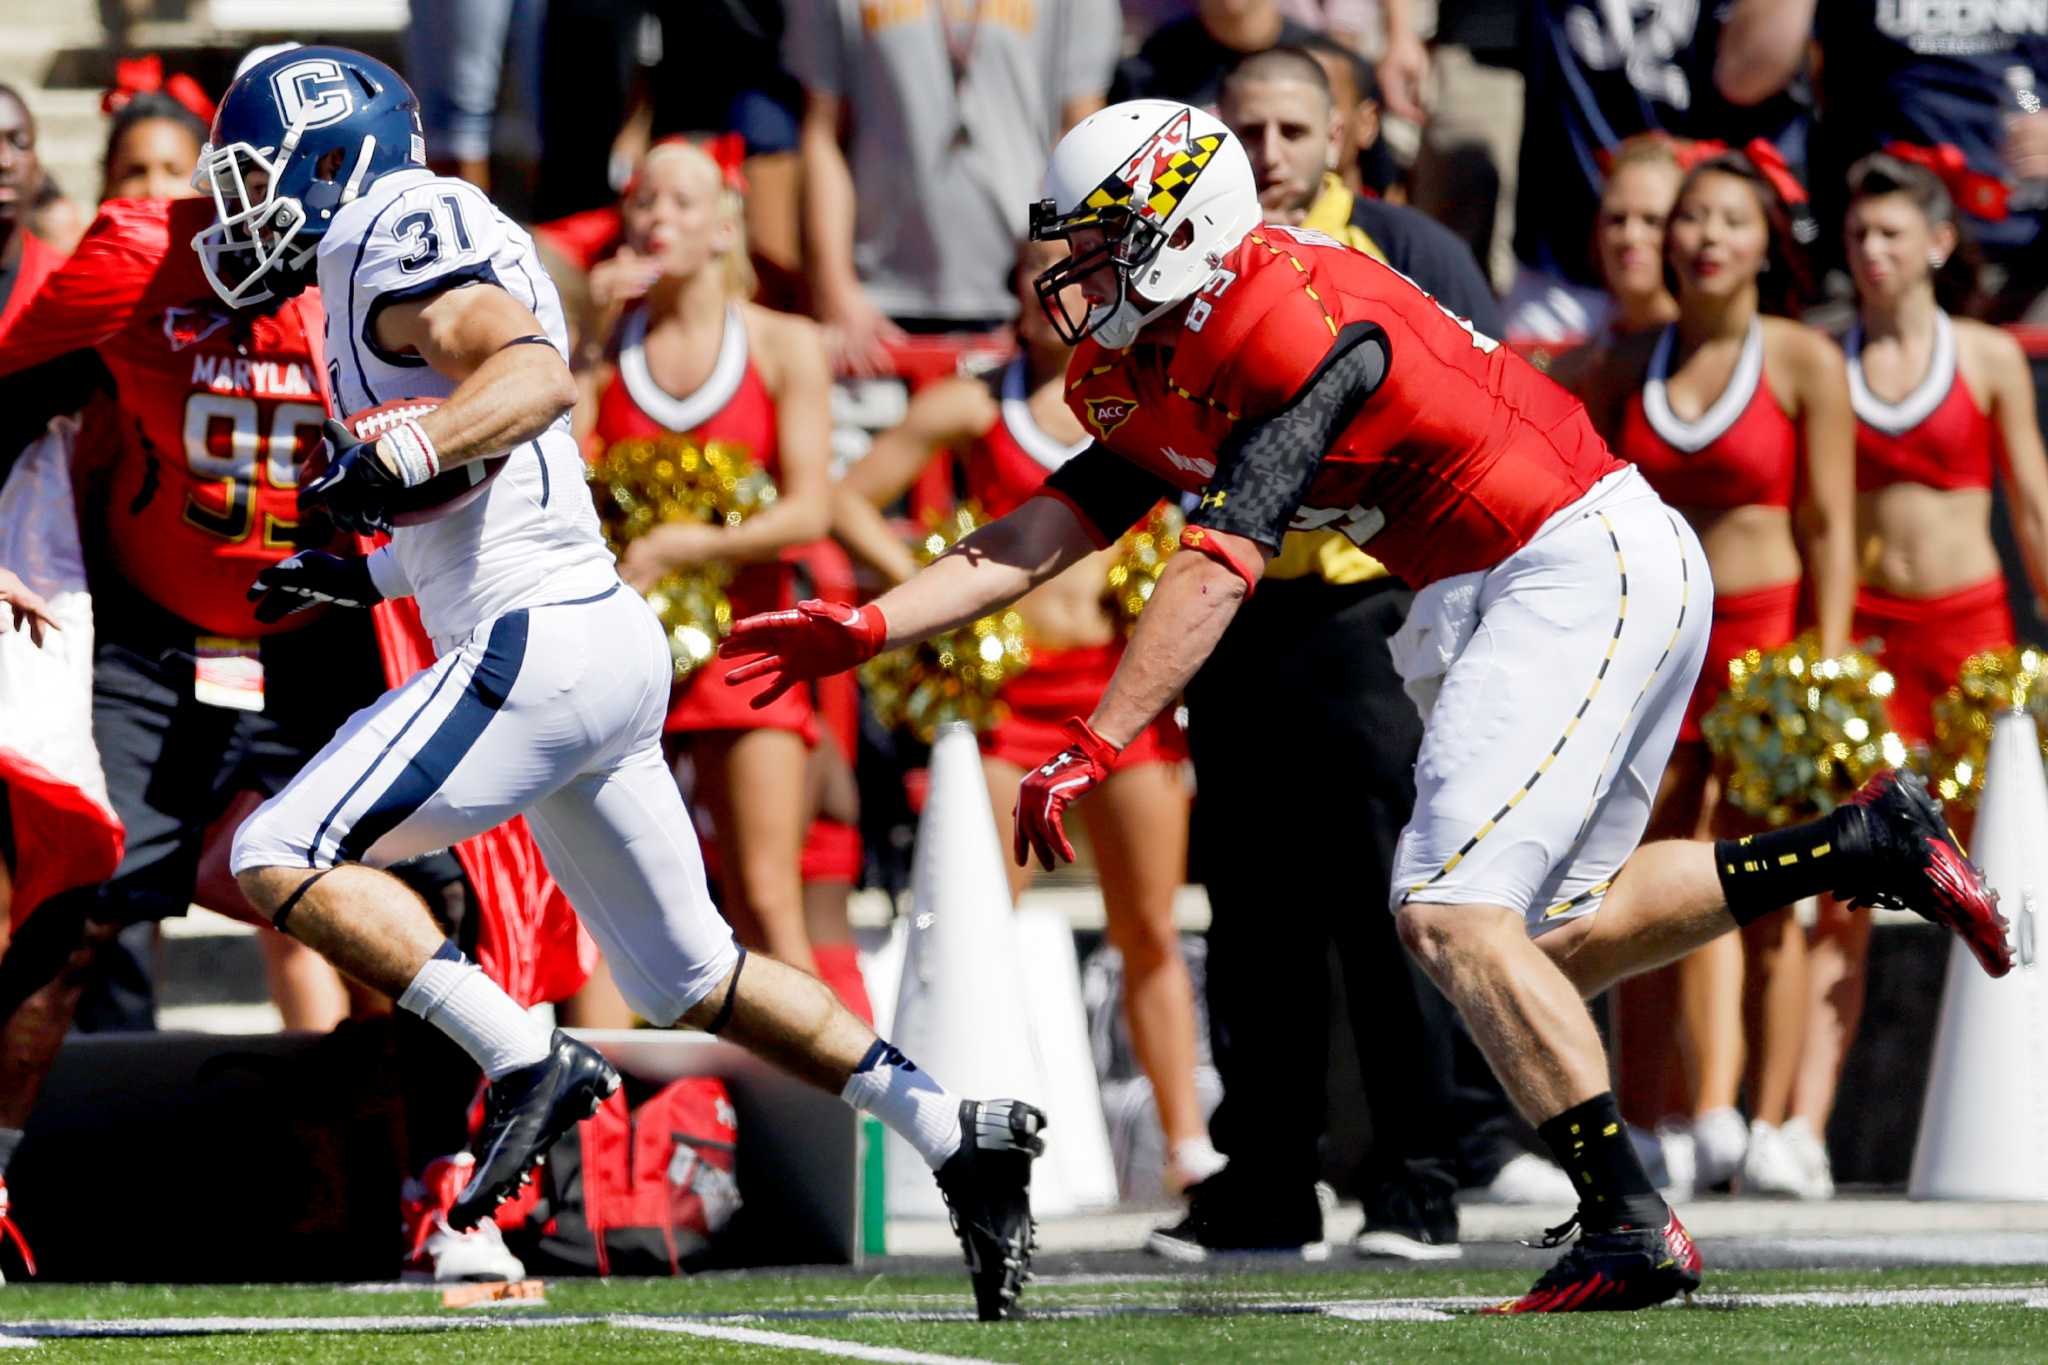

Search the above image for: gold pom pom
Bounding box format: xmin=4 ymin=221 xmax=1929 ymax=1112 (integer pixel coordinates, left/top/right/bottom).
xmin=1701 ymin=634 xmax=1904 ymax=826
xmin=587 ymin=436 xmax=778 ymax=680
xmin=859 ymin=504 xmax=1031 ymax=741
xmin=1928 ymin=646 xmax=2048 ymax=808
xmin=1104 ymin=502 xmax=1185 ymax=626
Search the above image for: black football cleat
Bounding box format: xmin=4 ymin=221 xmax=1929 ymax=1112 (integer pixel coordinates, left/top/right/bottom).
xmin=1839 ymin=768 xmax=2013 ymax=978
xmin=934 ymin=1099 xmax=1046 ymax=1321
xmin=1145 ymin=1167 xmax=1331 ymax=1263
xmin=1484 ymin=1208 xmax=1702 ymax=1314
xmin=447 ymin=1030 xmax=620 ymax=1231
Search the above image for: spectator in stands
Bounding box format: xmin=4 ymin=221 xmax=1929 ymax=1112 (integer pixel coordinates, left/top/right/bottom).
xmin=1380 ymin=0 xmax=1524 ymax=293
xmin=1225 ymin=47 xmax=1498 ymax=332
xmin=1564 ymin=148 xmax=1856 ymax=1198
xmin=100 ymin=94 xmax=206 ymax=203
xmin=1138 ymin=47 xmax=1568 ymax=1264
xmin=1787 ymin=154 xmax=2048 ymax=1198
xmin=1114 ymin=0 xmax=1320 ymax=111
xmin=833 ymin=237 xmax=1216 ymax=1197
xmin=787 ymin=0 xmax=1117 ymax=377
xmin=578 ymin=141 xmax=836 ymax=978
xmin=407 ymin=0 xmax=544 ymax=191
xmin=1502 ymin=0 xmax=1811 ymax=344
xmin=0 ymin=88 xmax=64 ymax=332
xmin=1803 ymin=1 xmax=2048 ymax=321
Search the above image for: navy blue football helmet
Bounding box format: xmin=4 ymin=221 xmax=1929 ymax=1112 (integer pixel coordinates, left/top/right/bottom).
xmin=192 ymin=46 xmax=424 ymax=307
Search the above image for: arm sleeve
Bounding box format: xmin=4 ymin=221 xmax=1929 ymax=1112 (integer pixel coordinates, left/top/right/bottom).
xmin=1186 ymin=322 xmax=1389 ymax=552
xmin=0 ymin=212 xmax=155 ymax=377
xmin=1040 ymin=442 xmax=1179 ymax=547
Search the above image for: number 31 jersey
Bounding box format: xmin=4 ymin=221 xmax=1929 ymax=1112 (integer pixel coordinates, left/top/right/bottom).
xmin=1063 ymin=225 xmax=1624 ymax=588
xmin=0 ymin=196 xmax=329 ymax=638
xmin=319 ymin=169 xmax=615 ymax=648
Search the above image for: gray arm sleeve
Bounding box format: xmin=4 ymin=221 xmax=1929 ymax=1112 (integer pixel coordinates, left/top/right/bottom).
xmin=1185 ymin=321 xmax=1389 ymax=551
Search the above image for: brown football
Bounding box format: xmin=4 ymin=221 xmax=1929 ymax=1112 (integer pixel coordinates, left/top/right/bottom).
xmin=342 ymin=396 xmax=509 ymax=526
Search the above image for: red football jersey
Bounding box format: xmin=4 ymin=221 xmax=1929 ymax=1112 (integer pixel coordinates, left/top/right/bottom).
xmin=0 ymin=197 xmax=331 ymax=637
xmin=1063 ymin=225 xmax=1623 ymax=587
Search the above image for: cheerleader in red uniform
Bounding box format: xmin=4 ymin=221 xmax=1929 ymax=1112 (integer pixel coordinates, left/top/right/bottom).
xmin=834 ymin=241 xmax=1220 ymax=1195
xmin=1786 ymin=153 xmax=2048 ymax=1195
xmin=1550 ymin=134 xmax=1685 ymax=395
xmin=581 ymin=141 xmax=833 ymax=975
xmin=1569 ymin=147 xmax=1859 ymax=1197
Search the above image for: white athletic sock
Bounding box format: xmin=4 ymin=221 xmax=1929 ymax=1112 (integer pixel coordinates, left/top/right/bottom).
xmin=398 ymin=943 xmax=552 ymax=1079
xmin=840 ymin=1039 xmax=963 ymax=1168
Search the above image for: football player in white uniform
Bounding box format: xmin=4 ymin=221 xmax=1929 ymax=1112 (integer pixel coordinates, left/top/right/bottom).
xmin=193 ymin=47 xmax=1044 ymax=1318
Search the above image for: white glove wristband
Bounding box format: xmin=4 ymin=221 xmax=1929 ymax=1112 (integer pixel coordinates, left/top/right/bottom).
xmin=375 ymin=417 xmax=440 ymax=488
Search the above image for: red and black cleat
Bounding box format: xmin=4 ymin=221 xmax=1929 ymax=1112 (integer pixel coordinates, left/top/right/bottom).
xmin=1483 ymin=1209 xmax=1701 ymax=1315
xmin=1841 ymin=768 xmax=2012 ymax=978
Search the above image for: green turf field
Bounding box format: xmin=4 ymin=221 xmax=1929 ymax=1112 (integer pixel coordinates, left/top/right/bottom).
xmin=1 ymin=1263 xmax=2044 ymax=1362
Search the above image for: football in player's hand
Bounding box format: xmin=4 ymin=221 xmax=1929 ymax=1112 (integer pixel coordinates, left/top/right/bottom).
xmin=331 ymin=397 xmax=509 ymax=526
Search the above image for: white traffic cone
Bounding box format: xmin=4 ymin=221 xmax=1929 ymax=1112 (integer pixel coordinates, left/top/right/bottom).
xmin=1014 ymin=905 xmax=1120 ymax=1210
xmin=1908 ymin=710 xmax=2048 ymax=1200
xmin=886 ymin=723 xmax=1076 ymax=1218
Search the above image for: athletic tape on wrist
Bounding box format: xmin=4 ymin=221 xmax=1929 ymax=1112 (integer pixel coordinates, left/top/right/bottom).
xmin=376 ymin=417 xmax=440 ymax=487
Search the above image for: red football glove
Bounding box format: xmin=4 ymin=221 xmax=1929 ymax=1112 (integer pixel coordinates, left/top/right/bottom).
xmin=1013 ymin=717 xmax=1122 ymax=870
xmin=720 ymin=599 xmax=888 ymax=705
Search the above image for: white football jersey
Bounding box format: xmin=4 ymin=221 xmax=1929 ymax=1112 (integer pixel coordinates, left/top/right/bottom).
xmin=317 ymin=168 xmax=615 ymax=647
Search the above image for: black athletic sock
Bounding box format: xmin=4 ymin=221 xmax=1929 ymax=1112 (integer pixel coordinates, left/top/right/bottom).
xmin=1714 ymin=804 xmax=1862 ymax=927
xmin=1537 ymin=1093 xmax=1668 ymax=1232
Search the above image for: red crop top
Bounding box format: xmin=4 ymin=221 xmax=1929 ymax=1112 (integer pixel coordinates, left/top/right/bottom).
xmin=1849 ymin=312 xmax=2000 ymax=494
xmin=1616 ymin=320 xmax=1800 ymax=511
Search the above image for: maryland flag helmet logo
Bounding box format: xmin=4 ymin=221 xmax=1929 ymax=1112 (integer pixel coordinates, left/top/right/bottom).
xmin=1029 ymin=100 xmax=1256 ymax=348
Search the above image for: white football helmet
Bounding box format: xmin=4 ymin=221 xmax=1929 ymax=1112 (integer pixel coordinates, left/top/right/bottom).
xmin=1030 ymin=100 xmax=1259 ymax=349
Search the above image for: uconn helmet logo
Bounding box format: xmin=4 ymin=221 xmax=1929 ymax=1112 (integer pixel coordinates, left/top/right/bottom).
xmin=270 ymin=59 xmax=354 ymax=131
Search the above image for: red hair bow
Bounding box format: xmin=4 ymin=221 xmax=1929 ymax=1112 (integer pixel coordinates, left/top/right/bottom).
xmin=1680 ymin=136 xmax=1807 ymax=206
xmin=102 ymin=54 xmax=216 ymax=127
xmin=1883 ymin=140 xmax=2010 ymax=222
xmin=622 ymin=134 xmax=750 ymax=200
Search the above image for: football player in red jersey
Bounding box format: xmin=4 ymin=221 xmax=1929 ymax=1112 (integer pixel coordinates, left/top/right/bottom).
xmin=726 ymin=100 xmax=2013 ymax=1313
xmin=0 ymin=191 xmax=389 ymax=1268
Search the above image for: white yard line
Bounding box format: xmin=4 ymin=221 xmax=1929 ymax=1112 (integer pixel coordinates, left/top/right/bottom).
xmin=623 ymin=1317 xmax=1011 ymax=1363
xmin=0 ymin=1282 xmax=2045 ymax=1350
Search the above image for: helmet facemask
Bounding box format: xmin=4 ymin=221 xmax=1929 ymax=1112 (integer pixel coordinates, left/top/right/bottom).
xmin=191 ymin=140 xmax=316 ymax=308
xmin=1029 ymin=201 xmax=1169 ymax=348
xmin=1030 ymin=104 xmax=1252 ymax=349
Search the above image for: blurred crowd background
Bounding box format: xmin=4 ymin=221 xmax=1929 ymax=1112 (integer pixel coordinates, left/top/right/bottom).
xmin=7 ymin=0 xmax=2048 ymax=1262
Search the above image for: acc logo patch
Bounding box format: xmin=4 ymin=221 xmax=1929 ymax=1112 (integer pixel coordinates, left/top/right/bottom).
xmin=1084 ymin=396 xmax=1140 ymax=440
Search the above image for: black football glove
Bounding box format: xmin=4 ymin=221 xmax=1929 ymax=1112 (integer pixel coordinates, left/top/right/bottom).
xmin=247 ymin=550 xmax=384 ymax=624
xmin=301 ymin=418 xmax=401 ymax=534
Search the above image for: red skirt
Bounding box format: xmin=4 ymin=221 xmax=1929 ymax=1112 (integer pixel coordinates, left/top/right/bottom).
xmin=1684 ymin=580 xmax=1802 ymax=745
xmin=1854 ymin=576 xmax=2015 ymax=748
xmin=981 ymin=640 xmax=1189 ymax=771
xmin=665 ymin=562 xmax=817 ymax=743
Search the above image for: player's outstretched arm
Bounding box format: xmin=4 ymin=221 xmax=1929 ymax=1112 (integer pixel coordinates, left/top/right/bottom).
xmin=373 ymin=283 xmax=580 ymax=471
xmin=721 ymin=493 xmax=1102 ymax=704
xmin=1013 ymin=529 xmax=1267 ymax=869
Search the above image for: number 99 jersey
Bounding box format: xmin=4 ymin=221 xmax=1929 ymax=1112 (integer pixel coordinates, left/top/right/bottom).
xmin=318 ymin=169 xmax=616 ymax=649
xmin=0 ymin=196 xmax=330 ymax=638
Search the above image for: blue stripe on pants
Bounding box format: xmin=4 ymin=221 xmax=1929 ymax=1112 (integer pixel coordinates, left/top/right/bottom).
xmin=334 ymin=609 xmax=530 ymax=864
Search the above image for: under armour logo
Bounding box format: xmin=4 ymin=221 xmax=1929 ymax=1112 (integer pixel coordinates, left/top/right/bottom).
xmin=1038 ymin=753 xmax=1077 ymax=777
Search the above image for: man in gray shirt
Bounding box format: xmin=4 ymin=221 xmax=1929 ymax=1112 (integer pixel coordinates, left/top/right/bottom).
xmin=787 ymin=0 xmax=1117 ymax=376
